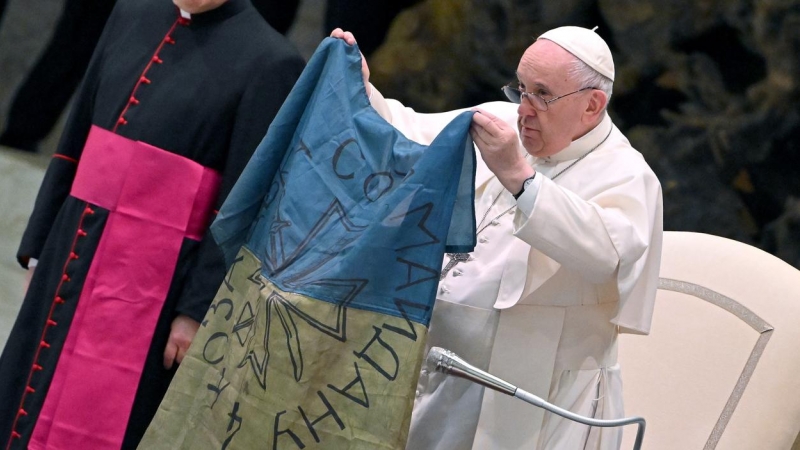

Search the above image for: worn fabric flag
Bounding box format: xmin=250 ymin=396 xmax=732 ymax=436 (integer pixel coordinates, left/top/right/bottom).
xmin=138 ymin=38 xmax=476 ymax=450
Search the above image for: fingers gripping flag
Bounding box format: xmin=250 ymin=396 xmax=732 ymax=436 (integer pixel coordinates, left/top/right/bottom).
xmin=139 ymin=38 xmax=476 ymax=450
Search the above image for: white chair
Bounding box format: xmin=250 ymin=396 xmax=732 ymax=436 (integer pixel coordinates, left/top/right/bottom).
xmin=620 ymin=231 xmax=800 ymax=449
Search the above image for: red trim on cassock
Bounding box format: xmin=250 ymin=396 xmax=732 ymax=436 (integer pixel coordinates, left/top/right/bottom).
xmin=28 ymin=126 xmax=220 ymax=449
xmin=6 ymin=204 xmax=93 ymax=450
xmin=112 ymin=13 xmax=189 ymax=133
xmin=52 ymin=154 xmax=78 ymax=164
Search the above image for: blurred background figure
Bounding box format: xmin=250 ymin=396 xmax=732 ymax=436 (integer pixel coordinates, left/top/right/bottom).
xmin=251 ymin=0 xmax=300 ymax=34
xmin=0 ymin=0 xmax=117 ymax=152
xmin=0 ymin=0 xmax=419 ymax=153
xmin=324 ymin=0 xmax=422 ymax=56
xmin=0 ymin=0 xmax=293 ymax=154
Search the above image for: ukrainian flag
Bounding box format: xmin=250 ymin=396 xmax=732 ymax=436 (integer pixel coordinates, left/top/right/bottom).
xmin=139 ymin=38 xmax=476 ymax=449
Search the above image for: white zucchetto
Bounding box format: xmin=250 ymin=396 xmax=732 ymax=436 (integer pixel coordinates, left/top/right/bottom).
xmin=538 ymin=26 xmax=615 ymax=81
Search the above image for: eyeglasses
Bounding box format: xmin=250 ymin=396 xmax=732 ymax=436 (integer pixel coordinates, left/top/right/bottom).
xmin=501 ymin=84 xmax=596 ymax=111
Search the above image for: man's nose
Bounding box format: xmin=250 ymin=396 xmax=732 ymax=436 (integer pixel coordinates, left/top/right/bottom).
xmin=517 ymin=99 xmax=537 ymax=118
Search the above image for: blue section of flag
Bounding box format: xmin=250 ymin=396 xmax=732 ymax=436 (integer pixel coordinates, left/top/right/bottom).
xmin=211 ymin=38 xmax=475 ymax=326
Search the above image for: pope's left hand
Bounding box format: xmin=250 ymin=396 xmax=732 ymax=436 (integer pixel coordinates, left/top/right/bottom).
xmin=163 ymin=314 xmax=201 ymax=370
xmin=470 ymin=108 xmax=534 ymax=194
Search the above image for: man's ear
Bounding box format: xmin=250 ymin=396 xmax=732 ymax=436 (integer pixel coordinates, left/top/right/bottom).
xmin=583 ymin=89 xmax=608 ymax=123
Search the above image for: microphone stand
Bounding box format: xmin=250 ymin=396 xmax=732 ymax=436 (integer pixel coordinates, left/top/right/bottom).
xmin=427 ymin=347 xmax=645 ymax=450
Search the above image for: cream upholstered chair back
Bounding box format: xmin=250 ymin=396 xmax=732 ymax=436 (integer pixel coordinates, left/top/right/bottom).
xmin=619 ymin=231 xmax=800 ymax=450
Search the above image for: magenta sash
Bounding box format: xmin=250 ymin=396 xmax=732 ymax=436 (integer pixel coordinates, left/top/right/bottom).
xmin=29 ymin=125 xmax=221 ymax=450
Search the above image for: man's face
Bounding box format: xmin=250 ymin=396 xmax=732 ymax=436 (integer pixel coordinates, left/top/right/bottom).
xmin=515 ymin=39 xmax=592 ymax=158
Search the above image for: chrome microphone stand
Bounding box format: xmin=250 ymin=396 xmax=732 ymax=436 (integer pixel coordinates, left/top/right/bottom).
xmin=427 ymin=347 xmax=645 ymax=450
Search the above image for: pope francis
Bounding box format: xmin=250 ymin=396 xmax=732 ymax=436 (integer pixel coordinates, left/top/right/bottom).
xmin=332 ymin=25 xmax=663 ymax=450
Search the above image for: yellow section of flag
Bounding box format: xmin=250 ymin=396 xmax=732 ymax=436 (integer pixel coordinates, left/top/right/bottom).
xmin=140 ymin=246 xmax=427 ymax=449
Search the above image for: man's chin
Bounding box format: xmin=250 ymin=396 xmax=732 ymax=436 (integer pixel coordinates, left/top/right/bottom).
xmin=521 ymin=138 xmax=543 ymax=157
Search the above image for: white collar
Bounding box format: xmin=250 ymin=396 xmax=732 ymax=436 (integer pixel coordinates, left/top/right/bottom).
xmin=540 ymin=113 xmax=612 ymax=163
xmin=180 ymin=9 xmax=191 ymax=19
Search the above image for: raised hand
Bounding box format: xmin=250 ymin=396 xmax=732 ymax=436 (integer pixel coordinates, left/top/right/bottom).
xmin=470 ymin=108 xmax=535 ymax=194
xmin=329 ymin=28 xmax=371 ymax=96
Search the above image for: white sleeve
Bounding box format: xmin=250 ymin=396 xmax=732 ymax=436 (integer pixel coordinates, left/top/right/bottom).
xmin=367 ymin=86 xmax=522 ymax=147
xmin=512 ymin=151 xmax=663 ymax=334
xmin=513 ymin=173 xmax=543 ymax=216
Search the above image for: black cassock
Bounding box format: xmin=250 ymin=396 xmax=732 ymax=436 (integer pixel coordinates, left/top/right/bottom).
xmin=0 ymin=0 xmax=304 ymax=448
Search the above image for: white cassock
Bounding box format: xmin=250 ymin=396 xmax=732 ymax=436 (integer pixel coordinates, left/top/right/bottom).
xmin=370 ymin=90 xmax=663 ymax=450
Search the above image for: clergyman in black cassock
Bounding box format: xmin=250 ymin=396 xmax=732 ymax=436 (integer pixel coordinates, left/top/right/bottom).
xmin=0 ymin=0 xmax=304 ymax=448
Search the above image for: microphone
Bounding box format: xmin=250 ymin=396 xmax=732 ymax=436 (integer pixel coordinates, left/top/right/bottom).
xmin=426 ymin=346 xmax=646 ymax=450
xmin=426 ymin=346 xmax=516 ymax=396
